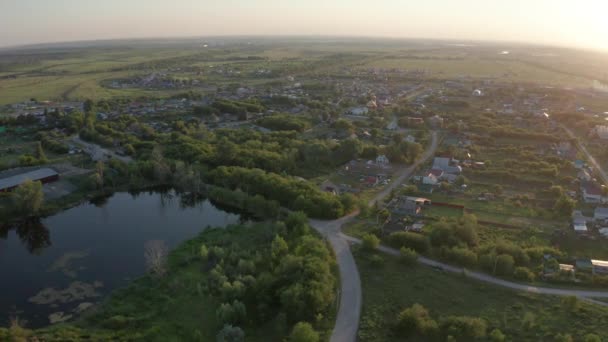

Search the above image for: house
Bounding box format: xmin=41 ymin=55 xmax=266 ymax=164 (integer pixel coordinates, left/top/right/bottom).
xmin=364 ymin=176 xmax=378 ymax=187
xmin=401 ymin=200 xmax=421 ymax=216
xmin=320 ymin=179 xmax=340 ymax=195
xmin=573 ymin=221 xmax=588 ymax=233
xmin=376 ymin=155 xmax=390 ymax=166
xmin=582 ymin=183 xmax=603 ymax=203
xmin=349 ymin=107 xmax=369 ymax=116
xmin=406 ymin=117 xmax=425 ymax=126
xmin=595 ymin=207 xmax=608 ymax=222
xmin=472 ymin=89 xmax=483 ymax=97
xmin=423 ymin=173 xmax=439 ymax=185
xmin=405 ymin=135 xmax=416 ymax=143
xmin=594 ymin=125 xmax=608 ymax=140
xmin=432 ymin=157 xmax=451 ymax=170
xmin=578 ymin=170 xmax=592 ymax=182
xmin=428 ymin=115 xmax=444 ymax=128
xmin=599 ymin=228 xmax=608 ymax=238
xmin=592 ymin=260 xmax=608 ymax=275
xmin=574 ymin=160 xmax=585 ymax=169
xmin=407 ymin=222 xmax=425 ymax=232
xmin=0 ymin=168 xmax=59 ymax=192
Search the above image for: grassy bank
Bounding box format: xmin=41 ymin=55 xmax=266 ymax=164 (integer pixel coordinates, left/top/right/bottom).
xmin=1 ymin=219 xmax=338 ymax=341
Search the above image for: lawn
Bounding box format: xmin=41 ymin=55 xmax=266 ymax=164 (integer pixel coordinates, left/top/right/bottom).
xmin=354 ymin=248 xmax=608 ymax=341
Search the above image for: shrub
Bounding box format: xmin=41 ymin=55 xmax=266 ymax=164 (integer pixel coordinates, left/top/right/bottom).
xmin=441 ymin=247 xmax=477 ymax=267
xmin=289 ymin=322 xmax=319 ymax=342
xmin=396 ymin=304 xmax=439 ymax=337
xmin=368 ymin=254 xmax=384 ymax=267
xmin=399 ymin=247 xmax=418 ymax=265
xmin=439 ymin=316 xmax=487 ymax=340
xmin=361 ymin=233 xmax=380 ymax=251
xmin=513 ymin=267 xmax=535 ymax=282
xmin=495 ymin=254 xmax=515 ymax=276
xmin=489 ymin=328 xmax=506 ymax=342
xmin=388 ymin=232 xmax=430 ymax=253
xmin=216 ymin=325 xmax=245 ymax=342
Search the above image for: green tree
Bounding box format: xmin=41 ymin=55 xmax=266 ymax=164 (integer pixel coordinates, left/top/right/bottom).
xmin=12 ymin=180 xmax=44 ymax=215
xmin=35 ymin=141 xmax=48 ymax=163
xmin=439 ymin=316 xmax=487 ymax=341
xmin=289 ymin=322 xmax=319 ymax=342
xmin=554 ymin=195 xmax=575 ymax=216
xmin=361 ymin=234 xmax=380 ymax=251
xmin=200 ymin=244 xmax=209 ymax=261
xmin=271 ymin=235 xmax=289 ymax=260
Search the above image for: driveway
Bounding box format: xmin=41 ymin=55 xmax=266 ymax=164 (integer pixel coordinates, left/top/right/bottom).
xmin=309 ymin=131 xmax=439 ymax=342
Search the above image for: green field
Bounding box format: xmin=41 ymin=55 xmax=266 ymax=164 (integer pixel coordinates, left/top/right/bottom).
xmin=355 ymin=249 xmax=608 ymax=341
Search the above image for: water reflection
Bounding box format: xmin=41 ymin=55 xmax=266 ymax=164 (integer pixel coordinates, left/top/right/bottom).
xmin=0 ymin=219 xmax=51 ymax=255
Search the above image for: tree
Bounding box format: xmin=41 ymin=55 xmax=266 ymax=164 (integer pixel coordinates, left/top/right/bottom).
xmin=216 ymin=300 xmax=246 ymax=325
xmin=35 ymin=141 xmax=48 ymax=163
xmin=554 ymin=195 xmax=575 ymax=216
xmin=361 ymin=234 xmax=380 ymax=251
xmin=495 ymin=254 xmax=515 ymax=276
xmin=144 ymin=240 xmax=168 ymax=277
xmin=271 ymin=235 xmax=289 ymax=260
xmin=12 ymin=180 xmax=44 ymax=215
xmin=94 ymin=161 xmax=105 ymax=190
xmin=200 ymin=244 xmax=209 ymax=261
xmin=553 ymin=333 xmax=573 ymax=342
xmin=289 ymin=322 xmax=319 ymax=342
xmin=216 ymin=325 xmax=244 ymax=342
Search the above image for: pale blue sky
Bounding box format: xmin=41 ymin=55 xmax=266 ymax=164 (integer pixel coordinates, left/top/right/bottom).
xmin=1 ymin=0 xmax=607 ymax=50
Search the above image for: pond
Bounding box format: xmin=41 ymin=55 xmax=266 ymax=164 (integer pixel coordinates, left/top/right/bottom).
xmin=0 ymin=189 xmax=242 ymax=328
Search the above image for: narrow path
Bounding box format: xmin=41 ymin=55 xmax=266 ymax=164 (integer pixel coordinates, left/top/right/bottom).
xmin=562 ymin=124 xmax=608 ymax=185
xmin=309 ymin=131 xmax=439 ymax=342
xmin=340 ymin=234 xmax=608 ymax=304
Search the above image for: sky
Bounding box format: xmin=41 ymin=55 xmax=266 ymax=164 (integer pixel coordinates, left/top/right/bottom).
xmin=1 ymin=0 xmax=607 ymax=50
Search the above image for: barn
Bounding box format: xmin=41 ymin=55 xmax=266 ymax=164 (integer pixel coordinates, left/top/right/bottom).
xmin=0 ymin=168 xmax=59 ymax=192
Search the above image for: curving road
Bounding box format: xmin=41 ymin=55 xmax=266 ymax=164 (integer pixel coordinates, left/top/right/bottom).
xmin=309 ymin=131 xmax=439 ymax=342
xmin=340 ymin=234 xmax=608 ymax=304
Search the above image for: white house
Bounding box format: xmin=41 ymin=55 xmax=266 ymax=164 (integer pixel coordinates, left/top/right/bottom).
xmin=376 ymin=155 xmax=390 ymax=166
xmin=405 ymin=135 xmax=416 ymax=143
xmin=349 ymin=107 xmax=369 ymax=116
xmin=472 ymin=89 xmax=483 ymax=97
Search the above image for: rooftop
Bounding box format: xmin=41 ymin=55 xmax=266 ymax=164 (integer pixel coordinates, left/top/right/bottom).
xmin=0 ymin=168 xmax=58 ymax=190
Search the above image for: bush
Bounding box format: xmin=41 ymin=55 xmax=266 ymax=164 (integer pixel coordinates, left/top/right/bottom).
xmin=489 ymin=328 xmax=506 ymax=342
xmin=361 ymin=234 xmax=380 ymax=251
xmin=368 ymin=254 xmax=384 ymax=267
xmin=216 ymin=325 xmax=245 ymax=342
xmin=441 ymin=247 xmax=477 ymax=267
xmin=439 ymin=316 xmax=487 ymax=340
xmin=513 ymin=267 xmax=535 ymax=282
xmin=396 ymin=304 xmax=439 ymax=338
xmin=289 ymin=322 xmax=319 ymax=342
xmin=388 ymin=232 xmax=430 ymax=253
xmin=399 ymin=247 xmax=418 ymax=265
xmin=495 ymin=254 xmax=515 ymax=276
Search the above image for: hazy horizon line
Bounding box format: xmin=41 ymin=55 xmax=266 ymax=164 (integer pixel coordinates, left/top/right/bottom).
xmin=1 ymin=33 xmax=606 ymax=54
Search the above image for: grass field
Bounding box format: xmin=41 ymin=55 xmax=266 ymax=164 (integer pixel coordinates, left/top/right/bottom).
xmin=354 ymin=249 xmax=608 ymax=341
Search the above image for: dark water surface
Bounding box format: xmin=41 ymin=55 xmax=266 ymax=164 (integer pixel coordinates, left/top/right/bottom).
xmin=0 ymin=189 xmax=241 ymax=328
